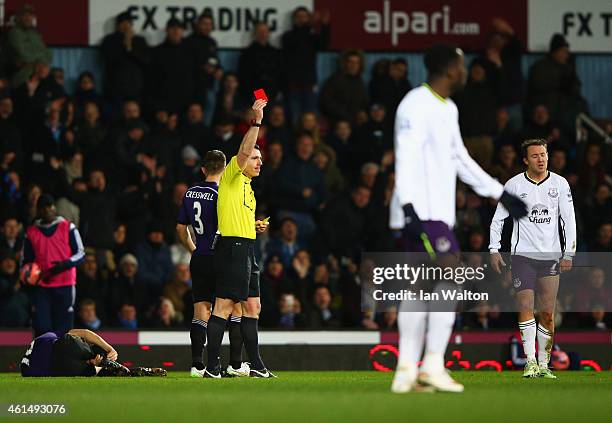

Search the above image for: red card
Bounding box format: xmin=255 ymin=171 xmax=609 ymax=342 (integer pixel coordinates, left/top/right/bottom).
xmin=254 ymin=89 xmax=268 ymax=101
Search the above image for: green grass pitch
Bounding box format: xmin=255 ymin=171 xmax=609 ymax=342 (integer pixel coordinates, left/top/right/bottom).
xmin=1 ymin=371 xmax=611 ymax=422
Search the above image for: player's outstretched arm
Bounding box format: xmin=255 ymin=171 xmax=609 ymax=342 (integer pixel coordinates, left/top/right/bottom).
xmin=176 ymin=223 xmax=196 ymax=254
xmin=67 ymin=329 xmax=118 ymax=361
xmin=237 ymin=99 xmax=266 ymax=169
xmin=559 ymin=179 xmax=577 ymax=272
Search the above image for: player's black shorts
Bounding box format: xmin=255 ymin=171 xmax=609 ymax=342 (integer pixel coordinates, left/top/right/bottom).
xmin=190 ymin=254 xmax=216 ymax=303
xmin=511 ymin=255 xmax=559 ymax=292
xmin=50 ymin=333 xmax=97 ymax=376
xmin=214 ymin=236 xmax=260 ymax=302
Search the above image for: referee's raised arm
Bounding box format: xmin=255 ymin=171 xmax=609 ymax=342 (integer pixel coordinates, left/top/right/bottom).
xmin=236 ymin=99 xmax=267 ymax=169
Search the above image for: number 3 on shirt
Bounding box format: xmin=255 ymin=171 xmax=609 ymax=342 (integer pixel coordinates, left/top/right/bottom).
xmin=193 ymin=201 xmax=204 ymax=235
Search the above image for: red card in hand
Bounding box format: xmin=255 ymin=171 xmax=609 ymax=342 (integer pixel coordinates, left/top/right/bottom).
xmin=254 ymin=89 xmax=268 ymax=101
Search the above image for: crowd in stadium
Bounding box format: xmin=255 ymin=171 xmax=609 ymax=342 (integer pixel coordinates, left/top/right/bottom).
xmin=1 ymin=7 xmax=611 ymax=332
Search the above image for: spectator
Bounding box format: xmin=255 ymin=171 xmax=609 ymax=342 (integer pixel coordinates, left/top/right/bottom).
xmin=73 ymin=72 xmax=105 ymax=119
xmin=108 ymin=254 xmax=149 ymax=318
xmin=369 ymin=58 xmax=412 ymax=120
xmin=309 ymin=285 xmax=341 ymax=328
xmin=187 ymin=13 xmax=222 ymax=106
xmin=175 ymin=145 xmax=201 ymax=186
xmin=265 ymin=104 xmax=291 ymax=146
xmin=490 ymin=144 xmax=524 ymax=184
xmin=260 ymin=254 xmax=291 ymax=306
xmin=150 ymin=297 xmax=182 ymax=328
xmin=549 ymin=148 xmax=568 ymax=176
xmin=6 ymin=5 xmax=52 ymax=88
xmin=162 ymin=262 xmax=191 ymax=319
xmin=134 ymin=221 xmax=173 ymax=298
xmin=493 ymin=108 xmax=519 ymax=149
xmin=180 ymin=102 xmax=209 ymax=153
xmin=155 ymin=182 xmax=188 ymax=244
xmin=577 ymin=143 xmax=607 ymax=201
xmin=454 ymin=58 xmax=500 ymax=169
xmin=148 ymin=18 xmax=195 ymax=113
xmin=0 ymin=217 xmax=24 ymax=260
xmin=238 ymin=22 xmax=283 ymax=102
xmin=321 ymin=185 xmax=372 ymax=259
xmin=150 ymin=112 xmax=182 ymax=174
xmin=521 ymin=104 xmax=569 ymax=150
xmin=0 ymin=250 xmax=29 ymax=326
xmin=527 ymin=33 xmax=587 ymax=130
xmin=208 ymin=115 xmax=242 ymax=159
xmin=589 ymin=223 xmax=612 ymax=252
xmin=253 ymin=140 xmax=283 ymax=205
xmin=76 ymin=299 xmax=102 ymax=330
xmin=0 ymin=96 xmax=23 ymax=173
xmin=101 ymin=12 xmax=149 ymax=104
xmin=313 ymin=148 xmax=345 ymax=198
xmin=115 ymin=119 xmax=154 ymax=182
xmin=117 ymin=303 xmax=138 ymax=329
xmin=74 ymin=102 xmax=107 ymax=169
xmin=112 ymin=223 xmax=129 ymax=266
xmin=76 ymin=169 xmax=117 ymax=256
xmin=377 ymin=308 xmax=399 ymax=331
xmin=583 ymin=184 xmax=612 ymax=239
xmin=482 ymin=18 xmax=524 ymax=129
xmin=281 ymin=7 xmax=330 ymax=121
xmin=353 ymin=103 xmax=392 ymax=169
xmin=576 ymin=267 xmax=612 ymax=312
xmin=277 ymin=133 xmax=326 ymax=235
xmin=296 ymin=112 xmax=322 ymax=146
xmin=327 ymin=120 xmax=355 ymax=174
xmin=212 ymin=72 xmax=248 ymax=125
xmin=75 ymin=250 xmax=105 ymax=308
xmin=266 ymin=217 xmax=303 ymax=268
xmin=286 ymin=249 xmax=314 ymax=306
xmin=320 ymin=50 xmax=368 ymax=125
xmin=277 ymin=293 xmax=307 ymax=329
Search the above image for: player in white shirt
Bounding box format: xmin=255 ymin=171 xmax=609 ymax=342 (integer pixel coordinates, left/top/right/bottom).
xmin=489 ymin=139 xmax=576 ymax=379
xmin=390 ymin=45 xmax=528 ymax=394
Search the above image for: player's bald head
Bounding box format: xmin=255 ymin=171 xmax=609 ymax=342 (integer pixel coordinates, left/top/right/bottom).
xmin=424 ymin=44 xmax=463 ymax=76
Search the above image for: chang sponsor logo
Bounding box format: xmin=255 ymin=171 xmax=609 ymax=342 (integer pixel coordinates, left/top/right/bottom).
xmin=528 ymin=204 xmax=552 ymax=224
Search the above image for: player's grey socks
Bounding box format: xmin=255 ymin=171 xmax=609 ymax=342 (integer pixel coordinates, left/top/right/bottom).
xmin=241 ymin=316 xmax=265 ymax=371
xmin=519 ymin=318 xmax=537 ymax=361
xmin=206 ymin=315 xmax=227 ymax=370
xmin=228 ymin=316 xmax=243 ymax=369
xmin=190 ymin=318 xmax=207 ymax=370
xmin=537 ymin=324 xmax=553 ymax=366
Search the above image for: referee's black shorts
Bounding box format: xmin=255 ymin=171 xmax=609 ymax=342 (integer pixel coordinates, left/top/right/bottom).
xmin=214 ymin=236 xmax=260 ymax=302
xmin=51 ymin=333 xmax=97 ymax=376
xmin=189 ymin=254 xmax=216 ymax=304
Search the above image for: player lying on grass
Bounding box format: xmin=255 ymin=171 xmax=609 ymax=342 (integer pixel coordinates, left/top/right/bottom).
xmin=490 ymin=139 xmax=576 ymax=379
xmin=176 ymin=150 xmax=249 ymax=378
xmin=21 ymin=329 xmax=166 ymax=377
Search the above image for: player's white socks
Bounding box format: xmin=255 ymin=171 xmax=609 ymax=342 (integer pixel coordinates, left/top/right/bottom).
xmin=537 ymin=324 xmax=553 ymax=367
xmin=518 ymin=319 xmax=537 ymax=361
xmin=422 ymin=312 xmax=455 ymax=374
xmin=397 ymin=310 xmax=427 ymax=368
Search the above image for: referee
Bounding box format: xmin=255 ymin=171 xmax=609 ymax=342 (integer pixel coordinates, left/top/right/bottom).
xmin=204 ymin=99 xmax=273 ymax=378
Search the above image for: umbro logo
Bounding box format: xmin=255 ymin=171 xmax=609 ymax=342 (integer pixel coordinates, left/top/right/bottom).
xmin=520 ymin=193 xmax=527 ymax=199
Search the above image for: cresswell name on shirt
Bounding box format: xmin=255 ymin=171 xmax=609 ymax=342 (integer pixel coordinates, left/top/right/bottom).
xmin=185 ymin=191 xmax=215 ymax=200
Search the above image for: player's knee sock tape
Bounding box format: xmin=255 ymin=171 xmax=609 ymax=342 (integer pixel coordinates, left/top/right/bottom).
xmin=518 ymin=318 xmax=537 ymax=361
xmin=206 ymin=315 xmax=226 ymax=370
xmin=425 ymin=311 xmax=456 ymax=357
xmin=190 ymin=319 xmax=207 ymax=368
xmin=537 ymin=324 xmax=553 ymax=366
xmin=397 ymin=310 xmax=427 ymax=367
xmin=228 ymin=316 xmax=243 ymax=369
xmin=241 ymin=316 xmax=265 ymax=370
